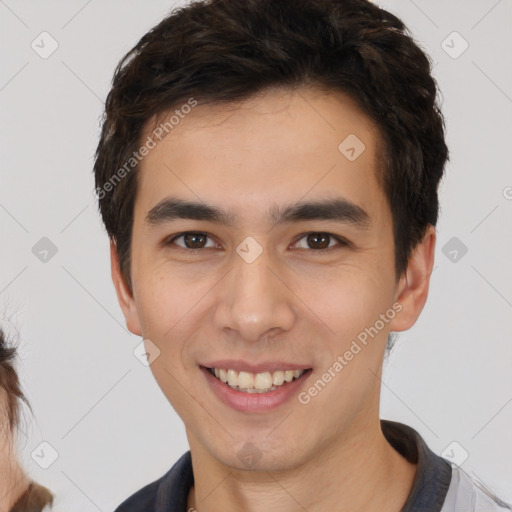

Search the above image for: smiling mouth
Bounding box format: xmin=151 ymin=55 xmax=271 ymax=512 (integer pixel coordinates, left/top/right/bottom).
xmin=204 ymin=366 xmax=312 ymax=393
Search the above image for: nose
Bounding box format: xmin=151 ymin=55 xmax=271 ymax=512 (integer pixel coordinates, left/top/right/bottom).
xmin=214 ymin=249 xmax=296 ymax=344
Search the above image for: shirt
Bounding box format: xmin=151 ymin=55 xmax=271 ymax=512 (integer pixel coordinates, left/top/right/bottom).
xmin=113 ymin=419 xmax=511 ymax=512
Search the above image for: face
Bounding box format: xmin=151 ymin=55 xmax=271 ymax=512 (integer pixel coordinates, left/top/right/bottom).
xmin=112 ymin=87 xmax=434 ymax=472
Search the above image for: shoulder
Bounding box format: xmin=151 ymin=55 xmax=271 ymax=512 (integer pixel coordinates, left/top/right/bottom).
xmin=440 ymin=466 xmax=512 ymax=512
xmin=113 ymin=451 xmax=193 ymax=512
xmin=113 ymin=478 xmax=161 ymax=512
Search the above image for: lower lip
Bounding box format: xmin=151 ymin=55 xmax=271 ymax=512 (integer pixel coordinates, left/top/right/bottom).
xmin=200 ymin=366 xmax=313 ymax=413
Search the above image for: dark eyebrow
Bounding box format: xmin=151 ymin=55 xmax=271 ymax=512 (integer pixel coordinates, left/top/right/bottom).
xmin=269 ymin=198 xmax=371 ymax=229
xmin=145 ymin=196 xmax=371 ymax=229
xmin=145 ymin=197 xmax=236 ymax=226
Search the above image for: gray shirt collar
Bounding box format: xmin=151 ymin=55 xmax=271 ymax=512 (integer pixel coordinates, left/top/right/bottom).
xmin=152 ymin=419 xmax=452 ymax=512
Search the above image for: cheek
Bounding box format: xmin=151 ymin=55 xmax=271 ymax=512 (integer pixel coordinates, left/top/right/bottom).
xmin=134 ymin=253 xmax=194 ymax=324
xmin=133 ymin=271 xmax=186 ymax=355
xmin=297 ymin=264 xmax=393 ymax=341
xmin=301 ymin=272 xmax=393 ymax=418
xmin=133 ymin=264 xmax=218 ymax=369
xmin=147 ymin=355 xmax=198 ymax=426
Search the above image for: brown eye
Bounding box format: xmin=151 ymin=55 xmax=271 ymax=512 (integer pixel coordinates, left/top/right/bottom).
xmin=183 ymin=233 xmax=208 ymax=249
xmin=293 ymin=232 xmax=348 ymax=252
xmin=306 ymin=233 xmax=330 ymax=249
xmin=167 ymin=232 xmax=215 ymax=250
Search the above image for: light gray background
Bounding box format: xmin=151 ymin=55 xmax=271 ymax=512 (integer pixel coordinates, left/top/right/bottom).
xmin=1 ymin=0 xmax=511 ymax=510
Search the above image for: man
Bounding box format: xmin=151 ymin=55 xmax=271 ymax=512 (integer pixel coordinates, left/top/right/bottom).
xmin=93 ymin=0 xmax=511 ymax=510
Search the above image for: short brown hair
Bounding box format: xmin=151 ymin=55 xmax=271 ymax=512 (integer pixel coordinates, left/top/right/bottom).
xmin=94 ymin=0 xmax=448 ymax=291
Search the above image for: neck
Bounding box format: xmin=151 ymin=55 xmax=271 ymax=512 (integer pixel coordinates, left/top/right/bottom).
xmin=186 ymin=418 xmax=417 ymax=512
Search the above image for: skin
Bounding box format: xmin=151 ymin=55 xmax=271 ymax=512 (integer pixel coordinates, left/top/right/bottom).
xmin=111 ymin=86 xmax=436 ymax=512
xmin=0 ymin=391 xmax=31 ymax=511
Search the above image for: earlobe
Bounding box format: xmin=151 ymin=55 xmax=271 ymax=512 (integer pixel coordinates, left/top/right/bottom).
xmin=110 ymin=240 xmax=142 ymax=336
xmin=388 ymin=225 xmax=436 ymax=332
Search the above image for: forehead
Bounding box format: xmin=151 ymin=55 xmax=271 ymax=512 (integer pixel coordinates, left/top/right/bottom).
xmin=135 ymin=87 xmax=388 ymax=226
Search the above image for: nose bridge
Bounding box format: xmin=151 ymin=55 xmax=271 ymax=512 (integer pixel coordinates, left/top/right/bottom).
xmin=214 ymin=246 xmax=295 ymax=342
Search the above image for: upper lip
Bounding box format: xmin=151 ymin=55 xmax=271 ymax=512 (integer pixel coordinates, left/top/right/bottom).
xmin=201 ymin=360 xmax=312 ymax=374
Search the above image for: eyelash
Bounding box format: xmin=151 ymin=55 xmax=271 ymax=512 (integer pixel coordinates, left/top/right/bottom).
xmin=164 ymin=231 xmax=350 ymax=255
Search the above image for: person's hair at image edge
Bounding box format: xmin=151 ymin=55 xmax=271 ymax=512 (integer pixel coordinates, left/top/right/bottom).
xmin=0 ymin=326 xmax=54 ymax=511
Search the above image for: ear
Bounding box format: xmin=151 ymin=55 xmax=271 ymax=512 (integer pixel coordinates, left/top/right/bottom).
xmin=110 ymin=240 xmax=142 ymax=336
xmin=388 ymin=225 xmax=436 ymax=332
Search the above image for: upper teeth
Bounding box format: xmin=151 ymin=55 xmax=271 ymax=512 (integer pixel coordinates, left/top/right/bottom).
xmin=211 ymin=368 xmax=306 ymax=391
